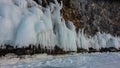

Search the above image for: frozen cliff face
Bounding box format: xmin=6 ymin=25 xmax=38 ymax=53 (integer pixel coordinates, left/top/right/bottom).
xmin=0 ymin=0 xmax=21 ymax=45
xmin=0 ymin=0 xmax=77 ymax=51
xmin=0 ymin=0 xmax=120 ymax=51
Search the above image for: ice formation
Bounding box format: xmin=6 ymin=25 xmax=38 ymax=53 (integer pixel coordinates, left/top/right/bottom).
xmin=0 ymin=0 xmax=120 ymax=51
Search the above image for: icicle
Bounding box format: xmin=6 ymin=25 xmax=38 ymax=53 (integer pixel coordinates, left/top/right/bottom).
xmin=77 ymin=29 xmax=89 ymax=50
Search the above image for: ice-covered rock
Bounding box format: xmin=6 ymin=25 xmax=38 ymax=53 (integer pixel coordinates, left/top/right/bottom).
xmin=0 ymin=0 xmax=119 ymax=51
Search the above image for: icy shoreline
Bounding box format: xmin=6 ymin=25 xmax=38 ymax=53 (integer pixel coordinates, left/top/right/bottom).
xmin=1 ymin=43 xmax=120 ymax=56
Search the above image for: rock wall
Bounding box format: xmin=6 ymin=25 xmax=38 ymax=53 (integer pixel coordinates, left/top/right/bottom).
xmin=61 ymin=0 xmax=120 ymax=36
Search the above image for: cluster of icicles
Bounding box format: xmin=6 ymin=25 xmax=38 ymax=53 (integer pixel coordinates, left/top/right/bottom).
xmin=0 ymin=0 xmax=120 ymax=51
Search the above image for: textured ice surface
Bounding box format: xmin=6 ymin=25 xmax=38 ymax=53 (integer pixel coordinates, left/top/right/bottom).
xmin=1 ymin=52 xmax=120 ymax=68
xmin=0 ymin=0 xmax=120 ymax=50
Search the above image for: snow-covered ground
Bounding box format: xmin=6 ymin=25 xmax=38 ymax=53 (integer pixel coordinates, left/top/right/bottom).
xmin=0 ymin=52 xmax=120 ymax=68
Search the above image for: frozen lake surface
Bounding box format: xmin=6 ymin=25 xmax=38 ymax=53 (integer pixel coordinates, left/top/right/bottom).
xmin=0 ymin=52 xmax=120 ymax=68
